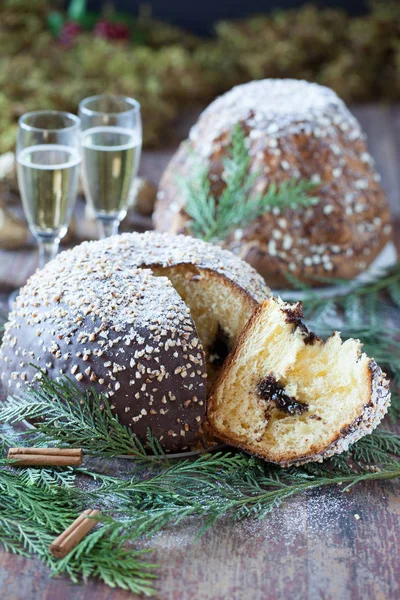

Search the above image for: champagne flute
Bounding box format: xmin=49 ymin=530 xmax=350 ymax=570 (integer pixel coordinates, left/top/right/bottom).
xmin=78 ymin=95 xmax=142 ymax=238
xmin=17 ymin=110 xmax=81 ymax=268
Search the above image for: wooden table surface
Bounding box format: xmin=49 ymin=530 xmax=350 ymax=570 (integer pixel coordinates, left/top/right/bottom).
xmin=1 ymin=105 xmax=400 ymax=600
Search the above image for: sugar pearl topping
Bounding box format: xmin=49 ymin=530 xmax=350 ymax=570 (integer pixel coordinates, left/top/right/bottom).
xmin=189 ymin=79 xmax=363 ymax=158
xmin=69 ymin=231 xmax=269 ymax=303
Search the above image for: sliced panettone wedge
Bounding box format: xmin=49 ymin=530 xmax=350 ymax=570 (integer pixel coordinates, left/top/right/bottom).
xmin=206 ymin=298 xmax=390 ymax=466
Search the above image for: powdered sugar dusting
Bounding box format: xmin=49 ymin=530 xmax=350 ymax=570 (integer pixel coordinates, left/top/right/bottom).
xmin=189 ymin=79 xmax=362 ymax=158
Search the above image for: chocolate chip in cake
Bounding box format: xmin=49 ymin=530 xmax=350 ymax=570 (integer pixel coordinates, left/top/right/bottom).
xmin=282 ymin=303 xmax=318 ymax=345
xmin=257 ymin=375 xmax=309 ymax=415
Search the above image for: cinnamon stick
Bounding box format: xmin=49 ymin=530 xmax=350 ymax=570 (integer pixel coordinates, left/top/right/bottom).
xmin=8 ymin=447 xmax=82 ymax=467
xmin=49 ymin=509 xmax=100 ymax=558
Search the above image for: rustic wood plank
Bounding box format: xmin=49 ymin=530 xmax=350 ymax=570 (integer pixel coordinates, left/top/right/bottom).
xmin=0 ymin=480 xmax=399 ymax=600
xmin=0 ymin=552 xmax=136 ymax=599
xmin=306 ymin=482 xmax=400 ymax=600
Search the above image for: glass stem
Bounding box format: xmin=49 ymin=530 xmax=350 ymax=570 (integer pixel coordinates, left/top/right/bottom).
xmin=98 ymin=218 xmax=119 ymax=239
xmin=38 ymin=238 xmax=60 ymax=269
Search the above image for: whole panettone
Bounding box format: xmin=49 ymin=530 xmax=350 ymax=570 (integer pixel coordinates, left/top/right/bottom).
xmin=0 ymin=232 xmax=270 ymax=452
xmin=154 ymin=79 xmax=393 ymax=287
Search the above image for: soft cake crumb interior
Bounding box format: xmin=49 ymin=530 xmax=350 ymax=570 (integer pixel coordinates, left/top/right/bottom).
xmin=152 ymin=265 xmax=256 ymax=385
xmin=209 ymin=299 xmax=371 ymax=461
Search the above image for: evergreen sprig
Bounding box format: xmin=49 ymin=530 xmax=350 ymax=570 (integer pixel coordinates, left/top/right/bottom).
xmin=0 ymin=371 xmax=399 ymax=596
xmin=89 ymin=452 xmax=400 ymax=518
xmin=0 ymin=372 xmax=166 ymax=460
xmin=293 ymin=262 xmax=400 ymax=314
xmin=1 ymin=259 xmax=400 ymax=595
xmin=16 ymin=466 xmax=77 ymax=490
xmin=181 ymin=124 xmax=318 ymax=242
xmin=0 ymin=469 xmax=158 ymax=595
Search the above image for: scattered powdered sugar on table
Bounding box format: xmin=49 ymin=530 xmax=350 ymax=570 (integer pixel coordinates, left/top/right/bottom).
xmin=68 ymin=456 xmax=374 ymax=552
xmin=140 ymin=488 xmax=363 ymax=553
xmin=237 ymin=489 xmax=360 ymax=545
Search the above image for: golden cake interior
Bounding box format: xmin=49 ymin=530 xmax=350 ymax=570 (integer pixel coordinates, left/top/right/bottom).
xmin=208 ymin=298 xmax=373 ymax=463
xmin=152 ymin=264 xmax=257 ymax=385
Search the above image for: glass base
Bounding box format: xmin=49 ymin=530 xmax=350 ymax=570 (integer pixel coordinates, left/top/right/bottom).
xmin=97 ymin=218 xmax=119 ymax=239
xmin=35 ymin=235 xmax=60 ymax=269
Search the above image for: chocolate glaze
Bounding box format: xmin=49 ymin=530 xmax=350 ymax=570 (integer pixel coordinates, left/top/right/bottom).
xmin=0 ymin=232 xmax=270 ymax=452
xmin=0 ymin=261 xmax=207 ymax=453
xmin=257 ymin=375 xmax=309 ymax=415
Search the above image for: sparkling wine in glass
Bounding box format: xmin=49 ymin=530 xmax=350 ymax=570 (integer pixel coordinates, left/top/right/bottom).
xmin=17 ymin=110 xmax=81 ymax=268
xmin=79 ymin=95 xmax=142 ymax=238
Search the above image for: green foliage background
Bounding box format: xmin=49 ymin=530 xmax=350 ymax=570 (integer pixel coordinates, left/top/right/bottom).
xmin=1 ymin=0 xmax=400 ymax=154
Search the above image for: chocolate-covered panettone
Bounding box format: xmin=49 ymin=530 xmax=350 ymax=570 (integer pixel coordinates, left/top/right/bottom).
xmin=0 ymin=232 xmax=270 ymax=451
xmin=154 ymin=79 xmax=393 ymax=287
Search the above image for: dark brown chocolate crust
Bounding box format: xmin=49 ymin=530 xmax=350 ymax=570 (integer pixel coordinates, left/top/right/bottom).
xmin=0 ymin=257 xmax=207 ymax=453
xmin=154 ymin=79 xmax=392 ymax=287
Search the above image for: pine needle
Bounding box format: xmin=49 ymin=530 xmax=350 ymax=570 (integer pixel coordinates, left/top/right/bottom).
xmin=0 ymin=371 xmax=166 ymax=460
xmin=180 ymin=124 xmax=318 ymax=242
xmin=0 ymin=371 xmax=399 ymax=596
